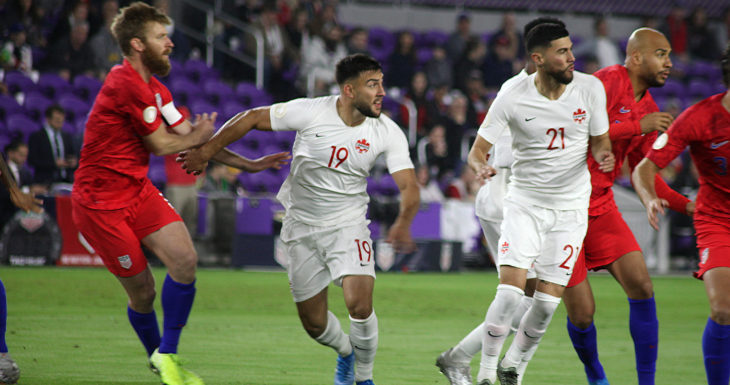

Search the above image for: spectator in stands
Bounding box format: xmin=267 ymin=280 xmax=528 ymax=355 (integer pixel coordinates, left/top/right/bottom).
xmin=286 ymin=7 xmax=311 ymax=53
xmin=200 ymin=162 xmax=243 ymax=197
xmin=90 ymin=0 xmax=122 ymax=78
xmin=347 ymin=27 xmax=370 ymax=56
xmin=249 ymin=2 xmax=299 ymax=101
xmin=441 ymin=90 xmax=476 ymax=164
xmin=661 ymin=3 xmax=688 ymax=58
xmin=580 ymin=54 xmax=601 ymax=74
xmin=717 ymin=8 xmax=730 ymax=54
xmin=308 ymin=1 xmax=338 ymax=40
xmin=425 ymin=44 xmax=452 ymax=90
xmin=445 ymin=163 xmax=479 ymax=202
xmin=44 ymin=22 xmax=95 ymax=80
xmin=28 ymin=105 xmax=77 ymax=187
xmin=482 ymin=35 xmax=517 ymax=90
xmin=3 ymin=0 xmax=45 ymax=47
xmin=402 ymin=71 xmax=429 ymax=137
xmin=0 ymin=23 xmax=33 ymax=74
xmin=425 ymin=82 xmax=450 ymax=127
xmin=463 ymin=69 xmax=488 ymax=125
xmin=424 ymin=124 xmax=455 ymax=181
xmin=687 ymin=6 xmax=719 ymax=61
xmin=299 ymin=22 xmax=347 ymax=96
xmin=48 ymin=0 xmax=89 ymax=46
xmin=164 ymin=106 xmax=198 ymax=236
xmin=573 ymin=16 xmax=622 ymax=69
xmin=488 ymin=12 xmax=523 ymax=60
xmin=416 ymin=163 xmax=444 ymax=203
xmin=154 ymin=0 xmax=191 ymax=62
xmin=453 ymin=36 xmax=486 ymax=94
xmin=387 ymin=30 xmax=417 ymax=90
xmin=446 ymin=12 xmax=472 ymax=62
xmin=0 ymin=136 xmax=37 ymax=231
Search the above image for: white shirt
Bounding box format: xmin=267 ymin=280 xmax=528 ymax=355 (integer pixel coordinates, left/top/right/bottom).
xmin=270 ymin=95 xmax=414 ymax=226
xmin=477 ymin=71 xmax=609 ymax=210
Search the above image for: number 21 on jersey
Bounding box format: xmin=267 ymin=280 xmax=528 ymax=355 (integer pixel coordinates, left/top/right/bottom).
xmin=547 ymin=127 xmax=565 ymax=150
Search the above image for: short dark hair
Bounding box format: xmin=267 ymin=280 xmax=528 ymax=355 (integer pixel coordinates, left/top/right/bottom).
xmin=523 ymin=17 xmax=565 ymax=38
xmin=335 ymin=54 xmax=382 ymax=85
xmin=45 ymin=104 xmax=65 ymax=119
xmin=525 ymin=23 xmax=570 ymax=53
xmin=722 ymin=42 xmax=730 ymax=87
xmin=4 ymin=136 xmax=26 ymax=154
xmin=111 ymin=1 xmax=170 ymax=56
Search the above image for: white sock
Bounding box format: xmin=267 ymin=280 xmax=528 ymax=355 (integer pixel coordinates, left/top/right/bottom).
xmin=315 ymin=311 xmax=353 ymax=357
xmin=451 ymin=322 xmax=484 ymax=363
xmin=502 ymin=291 xmax=561 ymax=369
xmin=516 ymin=341 xmax=539 ymax=385
xmin=350 ymin=311 xmax=378 ymax=382
xmin=510 ymin=295 xmax=534 ymax=335
xmin=477 ymin=284 xmax=524 ymax=384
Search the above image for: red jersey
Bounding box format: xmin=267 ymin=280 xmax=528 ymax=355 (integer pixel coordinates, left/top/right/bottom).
xmin=72 ymin=59 xmax=184 ymax=210
xmin=590 ymin=65 xmax=688 ymax=216
xmin=647 ymin=92 xmax=730 ymax=222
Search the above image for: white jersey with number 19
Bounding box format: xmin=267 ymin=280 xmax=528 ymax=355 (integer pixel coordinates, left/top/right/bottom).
xmin=477 ymin=71 xmax=609 ymax=210
xmin=270 ymin=95 xmax=414 ymax=227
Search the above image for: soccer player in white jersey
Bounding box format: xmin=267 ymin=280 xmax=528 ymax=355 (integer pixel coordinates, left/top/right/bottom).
xmin=180 ymin=54 xmax=419 ymax=385
xmin=436 ymin=17 xmax=569 ymax=385
xmin=466 ymin=23 xmax=615 ymax=385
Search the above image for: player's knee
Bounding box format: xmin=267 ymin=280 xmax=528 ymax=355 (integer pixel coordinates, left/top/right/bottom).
xmin=630 ymin=279 xmax=654 ymax=299
xmin=346 ymin=303 xmax=373 ymax=320
xmin=130 ymin=287 xmax=156 ymax=310
xmin=568 ymin=314 xmax=593 ymax=330
xmin=710 ymin=305 xmax=730 ymax=325
xmin=301 ymin=317 xmax=327 ymax=338
xmin=168 ymin=250 xmax=198 ymax=282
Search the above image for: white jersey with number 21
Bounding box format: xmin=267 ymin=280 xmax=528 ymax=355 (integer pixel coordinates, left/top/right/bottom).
xmin=270 ymin=95 xmax=414 ymax=227
xmin=477 ymin=71 xmax=609 ymax=210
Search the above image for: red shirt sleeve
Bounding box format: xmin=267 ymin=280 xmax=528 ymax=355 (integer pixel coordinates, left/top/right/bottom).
xmin=609 ymin=120 xmax=642 ymax=141
xmin=122 ymin=79 xmax=163 ymax=137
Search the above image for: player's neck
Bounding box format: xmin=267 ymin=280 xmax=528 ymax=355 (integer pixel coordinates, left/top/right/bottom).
xmin=722 ymin=90 xmax=730 ymax=113
xmin=127 ymin=56 xmax=152 ymax=83
xmin=534 ymin=71 xmax=566 ymax=100
xmin=336 ymin=97 xmax=366 ymax=127
xmin=628 ymin=70 xmax=649 ymax=102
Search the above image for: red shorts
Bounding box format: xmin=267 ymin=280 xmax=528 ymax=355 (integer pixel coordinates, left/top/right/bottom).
xmin=567 ymin=208 xmax=641 ymax=287
xmin=72 ymin=182 xmax=181 ymax=277
xmin=693 ymin=217 xmax=730 ymax=280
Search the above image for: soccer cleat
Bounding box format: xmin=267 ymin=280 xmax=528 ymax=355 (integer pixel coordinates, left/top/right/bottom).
xmin=477 ymin=380 xmax=494 ymax=385
xmin=180 ymin=366 xmax=205 ymax=385
xmin=588 ymin=378 xmax=610 ymax=385
xmin=334 ymin=352 xmax=355 ymax=385
xmin=355 ymin=381 xmax=375 ymax=385
xmin=149 ymin=348 xmax=187 ymax=385
xmin=435 ymin=348 xmax=472 ymax=385
xmin=496 ymin=360 xmax=519 ymax=385
xmin=0 ymin=353 xmax=19 ymax=384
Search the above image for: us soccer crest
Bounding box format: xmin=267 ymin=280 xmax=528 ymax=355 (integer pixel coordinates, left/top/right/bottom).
xmin=117 ymin=255 xmax=132 ymax=270
xmin=356 ymin=138 xmax=370 ymax=153
xmin=573 ymin=108 xmax=587 ymax=123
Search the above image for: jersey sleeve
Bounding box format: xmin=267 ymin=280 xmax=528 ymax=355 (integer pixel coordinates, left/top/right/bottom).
xmin=646 ymin=109 xmax=697 ymax=169
xmin=588 ymin=78 xmax=609 ymax=137
xmin=385 ymin=124 xmax=414 ymax=174
xmin=477 ymin=91 xmax=511 ymax=144
xmin=123 ymin=83 xmax=164 ymax=137
xmin=269 ymin=98 xmax=317 ymax=131
xmin=157 ymin=85 xmax=184 ymax=128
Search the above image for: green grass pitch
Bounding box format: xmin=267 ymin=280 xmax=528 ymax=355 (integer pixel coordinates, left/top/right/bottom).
xmin=3 ymin=267 xmax=708 ymax=384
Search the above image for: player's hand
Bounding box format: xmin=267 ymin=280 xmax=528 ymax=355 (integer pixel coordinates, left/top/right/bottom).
xmin=193 ymin=112 xmax=217 ymax=141
xmin=475 ymin=164 xmax=497 ymax=183
xmin=595 ymin=150 xmax=615 ymax=172
xmin=646 ymin=198 xmax=669 ymax=230
xmin=639 ymin=112 xmax=674 ymax=134
xmin=385 ymin=222 xmax=416 ymax=254
xmin=686 ymin=201 xmax=696 ymax=216
xmin=247 ymin=152 xmax=292 ymax=173
xmin=9 ymin=189 xmax=43 ymax=214
xmin=179 ymin=148 xmax=208 ymax=175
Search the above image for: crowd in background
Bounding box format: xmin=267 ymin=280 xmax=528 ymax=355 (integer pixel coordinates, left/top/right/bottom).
xmin=1 ymin=0 xmax=724 ymax=261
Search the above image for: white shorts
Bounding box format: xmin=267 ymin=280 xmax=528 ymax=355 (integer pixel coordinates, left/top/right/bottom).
xmin=498 ymin=198 xmax=588 ymax=286
xmin=479 ymin=218 xmax=537 ymax=280
xmin=280 ymin=219 xmax=376 ymax=302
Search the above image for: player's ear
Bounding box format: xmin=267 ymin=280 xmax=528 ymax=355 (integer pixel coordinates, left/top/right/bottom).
xmin=130 ymin=37 xmax=145 ymax=53
xmin=342 ymin=82 xmax=355 ymax=99
xmin=530 ymin=51 xmax=543 ymax=67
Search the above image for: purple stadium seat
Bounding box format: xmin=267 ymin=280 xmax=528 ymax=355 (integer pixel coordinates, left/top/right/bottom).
xmin=687 ymin=79 xmax=713 ymax=99
xmin=0 ymin=95 xmax=23 ymax=121
xmin=7 ymin=113 xmax=41 ymax=135
xmin=188 ymin=98 xmax=217 ymax=116
xmin=4 ymin=72 xmax=37 ymax=95
xmin=235 ymin=82 xmax=272 ymax=108
xmin=202 ymin=79 xmax=235 ymax=104
xmin=57 ymin=93 xmax=90 ymax=123
xmin=147 ymin=162 xmax=167 ymax=186
xmin=382 ymin=96 xmax=402 ymax=125
xmin=38 ymin=73 xmax=72 ymax=99
xmin=712 ymin=82 xmax=727 ymax=96
xmin=421 ymin=29 xmax=449 ymax=48
xmin=222 ymin=100 xmax=245 ymax=121
xmin=73 ymin=75 xmax=103 ymax=102
xmin=23 ymin=92 xmax=53 ymax=122
xmin=416 ymin=47 xmax=433 ymax=67
xmin=170 ymin=78 xmax=199 ymax=106
xmin=660 ymin=79 xmax=683 ymax=98
xmin=368 ymin=27 xmax=396 ymax=62
xmin=184 ymin=59 xmax=218 ymax=82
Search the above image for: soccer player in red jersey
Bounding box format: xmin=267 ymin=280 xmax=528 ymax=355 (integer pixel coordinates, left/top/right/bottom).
xmin=562 ymin=28 xmax=694 ymax=385
xmin=71 ymin=3 xmax=288 ymax=384
xmin=633 ymin=45 xmax=730 ymax=385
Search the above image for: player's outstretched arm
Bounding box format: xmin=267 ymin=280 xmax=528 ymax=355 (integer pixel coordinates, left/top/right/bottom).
xmin=467 ymin=135 xmax=496 ymax=182
xmin=632 ymin=157 xmax=669 ymax=230
xmin=210 ymin=148 xmax=291 ymax=173
xmin=386 ymin=168 xmax=419 ymax=253
xmin=143 ymin=112 xmax=218 ymax=156
xmin=0 ymin=155 xmax=43 ymax=213
xmin=182 ymin=107 xmax=273 ymax=174
xmin=590 ymin=132 xmax=615 ymax=172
